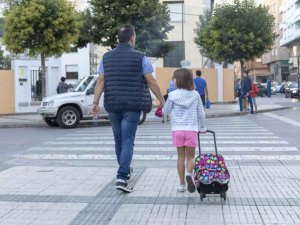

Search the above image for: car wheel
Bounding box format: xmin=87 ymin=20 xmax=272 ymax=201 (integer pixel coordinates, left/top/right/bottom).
xmin=138 ymin=111 xmax=147 ymax=125
xmin=44 ymin=117 xmax=59 ymax=127
xmin=57 ymin=106 xmax=80 ymax=129
xmin=285 ymin=93 xmax=289 ymax=98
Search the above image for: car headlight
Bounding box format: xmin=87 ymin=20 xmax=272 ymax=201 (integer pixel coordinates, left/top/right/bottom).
xmin=48 ymin=100 xmax=55 ymax=107
xmin=292 ymin=90 xmax=297 ymax=93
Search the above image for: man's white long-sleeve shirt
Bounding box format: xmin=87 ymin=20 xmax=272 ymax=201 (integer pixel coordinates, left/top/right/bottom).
xmin=162 ymin=89 xmax=206 ymax=132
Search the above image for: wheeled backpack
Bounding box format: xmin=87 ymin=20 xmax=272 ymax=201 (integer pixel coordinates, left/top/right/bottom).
xmin=193 ymin=130 xmax=230 ymax=201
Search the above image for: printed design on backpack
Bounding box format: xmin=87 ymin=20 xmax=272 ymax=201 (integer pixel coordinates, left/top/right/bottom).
xmin=194 ymin=153 xmax=230 ymax=186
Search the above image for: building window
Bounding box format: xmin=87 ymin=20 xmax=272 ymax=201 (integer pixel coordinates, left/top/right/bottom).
xmin=165 ymin=2 xmax=184 ymax=22
xmin=66 ymin=65 xmax=78 ymax=79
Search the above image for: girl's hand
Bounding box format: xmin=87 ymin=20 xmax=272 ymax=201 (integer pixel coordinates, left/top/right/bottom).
xmin=199 ymin=129 xmax=206 ymax=134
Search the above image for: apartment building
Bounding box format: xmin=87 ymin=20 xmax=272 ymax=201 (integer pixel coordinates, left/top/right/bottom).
xmin=261 ymin=0 xmax=289 ymax=82
xmin=159 ymin=0 xmax=205 ymax=68
xmin=280 ymin=0 xmax=300 ymax=81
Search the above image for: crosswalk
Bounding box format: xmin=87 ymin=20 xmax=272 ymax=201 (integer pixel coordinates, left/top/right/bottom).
xmin=19 ymin=117 xmax=300 ymax=162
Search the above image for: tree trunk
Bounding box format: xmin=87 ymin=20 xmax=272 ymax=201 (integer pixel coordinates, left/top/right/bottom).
xmin=223 ymin=60 xmax=228 ymax=68
xmin=41 ymin=53 xmax=46 ymax=98
xmin=240 ymin=59 xmax=245 ymax=75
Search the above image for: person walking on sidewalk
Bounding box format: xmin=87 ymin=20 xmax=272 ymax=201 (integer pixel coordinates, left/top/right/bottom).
xmin=239 ymin=71 xmax=254 ymax=114
xmin=194 ymin=70 xmax=209 ymax=107
xmin=92 ymin=24 xmax=165 ymax=193
xmin=56 ymin=77 xmax=69 ymax=94
xmin=163 ymin=68 xmax=206 ymax=193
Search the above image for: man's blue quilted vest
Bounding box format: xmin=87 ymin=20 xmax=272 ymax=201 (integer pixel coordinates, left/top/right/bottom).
xmin=103 ymin=43 xmax=152 ymax=113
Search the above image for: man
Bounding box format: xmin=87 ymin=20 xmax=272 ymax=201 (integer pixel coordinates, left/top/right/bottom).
xmin=194 ymin=70 xmax=209 ymax=106
xmin=56 ymin=77 xmax=69 ymax=94
xmin=92 ymin=24 xmax=165 ymax=193
xmin=239 ymin=71 xmax=254 ymax=114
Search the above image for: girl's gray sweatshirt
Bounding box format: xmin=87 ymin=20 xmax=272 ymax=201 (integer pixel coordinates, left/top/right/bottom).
xmin=162 ymin=89 xmax=206 ymax=132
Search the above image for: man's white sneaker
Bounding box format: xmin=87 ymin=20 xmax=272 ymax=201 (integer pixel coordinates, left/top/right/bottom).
xmin=178 ymin=184 xmax=186 ymax=192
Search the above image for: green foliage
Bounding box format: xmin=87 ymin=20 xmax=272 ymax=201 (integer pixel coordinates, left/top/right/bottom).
xmin=0 ymin=48 xmax=11 ymax=69
xmin=194 ymin=0 xmax=277 ymax=64
xmin=76 ymin=9 xmax=93 ymax=49
xmin=79 ymin=0 xmax=174 ymax=57
xmin=3 ymin=0 xmax=81 ymax=57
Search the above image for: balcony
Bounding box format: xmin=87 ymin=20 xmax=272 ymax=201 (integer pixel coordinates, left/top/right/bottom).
xmin=295 ymin=7 xmax=300 ymax=23
xmin=280 ymin=32 xmax=300 ymax=46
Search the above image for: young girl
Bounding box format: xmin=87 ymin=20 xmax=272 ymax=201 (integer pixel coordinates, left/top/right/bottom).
xmin=163 ymin=68 xmax=206 ymax=193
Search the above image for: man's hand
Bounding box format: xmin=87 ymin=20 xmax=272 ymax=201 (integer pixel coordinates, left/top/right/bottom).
xmin=92 ymin=103 xmax=100 ymax=118
xmin=157 ymin=100 xmax=165 ymax=108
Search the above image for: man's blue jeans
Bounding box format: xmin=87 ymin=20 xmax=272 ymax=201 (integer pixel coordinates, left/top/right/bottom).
xmin=108 ymin=111 xmax=141 ymax=180
xmin=239 ymin=92 xmax=254 ymax=113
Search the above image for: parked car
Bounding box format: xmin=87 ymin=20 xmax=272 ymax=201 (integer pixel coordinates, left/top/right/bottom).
xmin=256 ymin=83 xmax=267 ymax=97
xmin=38 ymin=75 xmax=148 ymax=128
xmin=285 ymin=82 xmax=300 ymax=98
xmin=261 ymin=83 xmax=276 ymax=95
xmin=275 ymin=83 xmax=282 ymax=93
xmin=280 ymin=82 xmax=288 ymax=93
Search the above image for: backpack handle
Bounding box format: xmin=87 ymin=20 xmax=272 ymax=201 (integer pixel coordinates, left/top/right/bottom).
xmin=198 ymin=130 xmax=218 ymax=156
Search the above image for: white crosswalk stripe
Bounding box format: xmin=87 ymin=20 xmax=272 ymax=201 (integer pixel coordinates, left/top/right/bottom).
xmin=20 ymin=118 xmax=299 ymax=161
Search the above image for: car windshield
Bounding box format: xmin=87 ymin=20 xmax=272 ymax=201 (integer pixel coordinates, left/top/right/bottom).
xmin=74 ymin=76 xmax=94 ymax=92
xmin=289 ymin=82 xmax=298 ymax=88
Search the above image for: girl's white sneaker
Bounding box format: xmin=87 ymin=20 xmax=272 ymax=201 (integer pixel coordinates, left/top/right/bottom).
xmin=178 ymin=184 xmax=186 ymax=192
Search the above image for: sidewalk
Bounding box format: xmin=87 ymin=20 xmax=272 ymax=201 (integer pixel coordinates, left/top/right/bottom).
xmin=0 ymin=96 xmax=293 ymax=128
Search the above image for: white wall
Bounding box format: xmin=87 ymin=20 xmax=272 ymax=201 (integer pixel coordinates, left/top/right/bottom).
xmin=11 ymin=58 xmax=61 ymax=113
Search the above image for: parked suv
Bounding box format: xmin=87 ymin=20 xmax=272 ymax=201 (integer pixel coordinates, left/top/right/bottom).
xmin=38 ymin=75 xmax=147 ymax=128
xmin=285 ymin=82 xmax=300 ymax=98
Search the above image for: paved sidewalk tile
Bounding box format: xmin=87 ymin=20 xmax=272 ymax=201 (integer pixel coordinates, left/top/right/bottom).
xmin=0 ymin=166 xmax=115 ymax=196
xmin=0 ymin=201 xmax=87 ymax=225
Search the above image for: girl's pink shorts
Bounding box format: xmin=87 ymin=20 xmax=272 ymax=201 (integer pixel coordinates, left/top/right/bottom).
xmin=172 ymin=131 xmax=198 ymax=148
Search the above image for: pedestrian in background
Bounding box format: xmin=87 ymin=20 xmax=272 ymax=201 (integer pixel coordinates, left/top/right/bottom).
xmin=267 ymin=78 xmax=272 ymax=97
xmin=92 ymin=24 xmax=164 ymax=193
xmin=194 ymin=70 xmax=209 ymax=107
xmin=251 ymin=81 xmax=259 ymax=113
xmin=168 ymin=75 xmax=176 ymax=92
xmin=163 ymin=68 xmax=206 ymax=193
xmin=56 ymin=77 xmax=69 ymax=94
xmin=239 ymin=71 xmax=254 ymax=114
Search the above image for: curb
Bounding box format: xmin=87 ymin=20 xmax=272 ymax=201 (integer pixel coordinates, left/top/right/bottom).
xmin=206 ymin=106 xmax=292 ymax=118
xmin=0 ymin=106 xmax=292 ymax=129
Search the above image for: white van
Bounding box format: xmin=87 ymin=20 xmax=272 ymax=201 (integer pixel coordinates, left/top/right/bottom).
xmin=38 ymin=75 xmax=147 ymax=128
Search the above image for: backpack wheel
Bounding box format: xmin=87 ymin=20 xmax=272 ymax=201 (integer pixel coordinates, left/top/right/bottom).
xmin=220 ymin=192 xmax=226 ymax=201
xmin=200 ymin=192 xmax=205 ymax=201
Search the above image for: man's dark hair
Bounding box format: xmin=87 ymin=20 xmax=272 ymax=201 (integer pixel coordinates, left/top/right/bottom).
xmin=60 ymin=77 xmax=66 ymax=82
xmin=196 ymin=70 xmax=202 ymax=77
xmin=174 ymin=68 xmax=195 ymax=91
xmin=117 ymin=24 xmax=135 ymax=43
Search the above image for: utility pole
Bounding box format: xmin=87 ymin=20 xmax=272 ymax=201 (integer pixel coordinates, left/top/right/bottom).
xmin=297 ymin=56 xmax=300 ymax=102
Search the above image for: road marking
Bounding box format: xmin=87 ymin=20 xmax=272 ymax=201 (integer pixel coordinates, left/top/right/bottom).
xmin=68 ymin=132 xmax=275 ymax=136
xmin=264 ymin=112 xmax=300 ymax=128
xmin=44 ymin=140 xmax=289 ymax=145
xmin=58 ymin=136 xmax=280 ymax=140
xmin=19 ymin=154 xmax=300 ymax=161
xmin=28 ymin=146 xmax=299 ymax=152
xmin=76 ymin=129 xmax=270 ymax=133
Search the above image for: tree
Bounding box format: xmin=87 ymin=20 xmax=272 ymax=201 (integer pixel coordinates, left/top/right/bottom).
xmin=194 ymin=0 xmax=277 ymax=70
xmin=0 ymin=47 xmax=11 ymax=69
xmin=3 ymin=0 xmax=80 ymax=98
xmin=77 ymin=0 xmax=174 ymax=57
